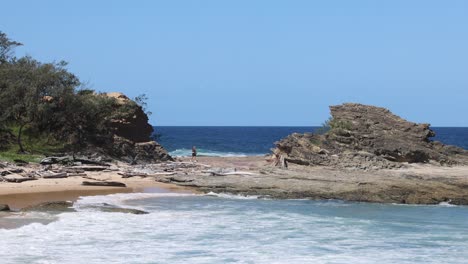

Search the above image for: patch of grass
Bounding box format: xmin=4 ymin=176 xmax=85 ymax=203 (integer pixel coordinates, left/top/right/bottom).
xmin=0 ymin=150 xmax=44 ymax=163
xmin=0 ymin=125 xmax=66 ymax=163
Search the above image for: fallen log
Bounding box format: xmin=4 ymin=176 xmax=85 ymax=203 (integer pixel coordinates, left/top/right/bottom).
xmin=42 ymin=172 xmax=68 ymax=179
xmin=82 ymin=181 xmax=127 ymax=187
xmin=67 ymin=166 xmax=109 ymax=171
xmin=118 ymin=172 xmax=148 ymax=178
xmin=67 ymin=173 xmax=87 ymax=177
xmin=205 ymin=171 xmax=258 ymax=176
xmin=0 ymin=177 xmax=37 ymax=183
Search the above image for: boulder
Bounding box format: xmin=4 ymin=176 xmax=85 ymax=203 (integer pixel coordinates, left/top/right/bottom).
xmin=0 ymin=204 xmax=11 ymax=212
xmin=111 ymin=136 xmax=173 ymax=164
xmin=22 ymin=201 xmax=75 ymax=212
xmin=274 ymin=103 xmax=468 ymax=169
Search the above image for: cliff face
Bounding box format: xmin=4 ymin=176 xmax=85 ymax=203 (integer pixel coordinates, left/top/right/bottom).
xmin=275 ymin=103 xmax=468 ymax=169
xmin=106 ymin=92 xmax=153 ymax=142
xmin=103 ymin=92 xmax=172 ymax=163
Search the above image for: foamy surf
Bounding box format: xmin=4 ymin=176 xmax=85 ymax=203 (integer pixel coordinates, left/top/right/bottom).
xmin=74 ymin=192 xmax=196 ymax=210
xmin=204 ymin=191 xmax=262 ymax=200
xmin=169 ymin=148 xmax=263 ymax=157
xmin=1 ymin=192 xmax=468 ymax=264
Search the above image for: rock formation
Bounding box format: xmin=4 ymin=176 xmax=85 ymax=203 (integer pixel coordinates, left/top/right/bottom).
xmin=99 ymin=92 xmax=172 ymax=163
xmin=274 ymin=103 xmax=468 ymax=169
xmin=76 ymin=92 xmax=173 ymax=164
xmin=105 ymin=92 xmax=153 ymax=142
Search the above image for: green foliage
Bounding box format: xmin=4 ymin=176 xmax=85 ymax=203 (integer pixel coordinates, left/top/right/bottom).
xmin=0 ymin=150 xmax=43 ymax=163
xmin=315 ymin=117 xmax=353 ymax=135
xmin=315 ymin=117 xmax=333 ymax=135
xmin=329 ymin=118 xmax=352 ymax=131
xmin=0 ymin=31 xmax=22 ymax=62
xmin=0 ymin=30 xmax=149 ymax=161
xmin=134 ymin=93 xmax=152 ymax=116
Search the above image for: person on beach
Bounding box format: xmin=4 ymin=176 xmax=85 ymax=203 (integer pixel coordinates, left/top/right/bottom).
xmin=191 ymin=146 xmax=197 ymax=162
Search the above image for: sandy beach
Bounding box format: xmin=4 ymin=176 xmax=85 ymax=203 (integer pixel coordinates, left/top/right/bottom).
xmin=0 ymin=167 xmax=192 ymax=210
xmin=2 ymin=155 xmax=468 ymax=212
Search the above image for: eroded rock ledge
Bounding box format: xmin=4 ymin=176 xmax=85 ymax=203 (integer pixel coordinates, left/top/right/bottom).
xmin=274 ymin=103 xmax=468 ymax=170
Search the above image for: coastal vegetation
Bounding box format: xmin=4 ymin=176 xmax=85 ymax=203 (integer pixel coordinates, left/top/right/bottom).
xmin=0 ymin=31 xmax=150 ymax=162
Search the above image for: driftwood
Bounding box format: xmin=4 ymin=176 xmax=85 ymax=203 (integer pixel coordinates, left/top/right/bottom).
xmin=118 ymin=172 xmax=148 ymax=178
xmin=0 ymin=176 xmax=37 ymax=183
xmin=205 ymin=171 xmax=258 ymax=177
xmin=82 ymin=181 xmax=127 ymax=187
xmin=67 ymin=173 xmax=87 ymax=177
xmin=118 ymin=171 xmax=177 ymax=178
xmin=41 ymin=172 xmax=68 ymax=179
xmin=67 ymin=166 xmax=109 ymax=171
xmin=274 ymin=154 xmax=288 ymax=169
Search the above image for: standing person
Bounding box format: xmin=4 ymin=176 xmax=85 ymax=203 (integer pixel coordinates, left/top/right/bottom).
xmin=191 ymin=146 xmax=197 ymax=162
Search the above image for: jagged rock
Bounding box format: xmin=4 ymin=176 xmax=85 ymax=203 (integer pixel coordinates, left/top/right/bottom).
xmin=105 ymin=92 xmax=153 ymax=143
xmin=111 ymin=136 xmax=173 ymax=164
xmin=275 ymin=103 xmax=468 ymax=169
xmin=22 ymin=201 xmax=75 ymax=212
xmin=101 ymin=92 xmax=173 ymax=163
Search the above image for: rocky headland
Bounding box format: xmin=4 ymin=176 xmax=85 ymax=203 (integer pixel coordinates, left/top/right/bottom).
xmin=1 ymin=103 xmax=468 ymax=210
xmin=275 ymin=103 xmax=468 ymax=169
xmin=153 ymin=104 xmax=468 ymax=205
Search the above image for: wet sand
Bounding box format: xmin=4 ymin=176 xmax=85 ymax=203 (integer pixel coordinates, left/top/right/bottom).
xmin=0 ymin=169 xmax=193 ymax=210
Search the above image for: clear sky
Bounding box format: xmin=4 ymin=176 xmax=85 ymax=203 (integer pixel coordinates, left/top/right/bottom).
xmin=2 ymin=0 xmax=467 ymax=126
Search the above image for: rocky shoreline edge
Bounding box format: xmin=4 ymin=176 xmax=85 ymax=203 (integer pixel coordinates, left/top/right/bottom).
xmin=1 ymin=102 xmax=468 ymax=212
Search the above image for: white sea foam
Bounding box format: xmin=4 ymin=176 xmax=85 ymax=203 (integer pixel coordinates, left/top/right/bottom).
xmin=1 ymin=192 xmax=468 ymax=264
xmin=438 ymin=200 xmax=457 ymax=207
xmin=204 ymin=191 xmax=262 ymax=200
xmin=74 ymin=192 xmax=196 ymax=210
xmin=169 ymin=148 xmax=264 ymax=157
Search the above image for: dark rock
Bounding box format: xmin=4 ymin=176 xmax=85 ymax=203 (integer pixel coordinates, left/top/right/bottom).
xmin=111 ymin=136 xmax=173 ymax=164
xmin=0 ymin=204 xmax=11 ymax=211
xmin=13 ymin=159 xmax=28 ymax=166
xmin=274 ymin=103 xmax=468 ymax=169
xmin=82 ymin=181 xmax=127 ymax=187
xmin=96 ymin=203 xmax=149 ymax=214
xmin=22 ymin=201 xmax=75 ymax=212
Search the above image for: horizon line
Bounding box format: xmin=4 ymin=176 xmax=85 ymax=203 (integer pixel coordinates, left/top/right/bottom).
xmin=152 ymin=125 xmax=468 ymax=128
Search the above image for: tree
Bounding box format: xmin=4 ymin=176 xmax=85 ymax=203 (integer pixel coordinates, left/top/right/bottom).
xmin=0 ymin=56 xmax=80 ymax=152
xmin=134 ymin=93 xmax=152 ymax=116
xmin=0 ymin=31 xmax=22 ymax=63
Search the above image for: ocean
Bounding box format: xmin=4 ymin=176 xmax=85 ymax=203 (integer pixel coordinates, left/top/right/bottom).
xmin=155 ymin=126 xmax=468 ymax=157
xmin=1 ymin=127 xmax=467 ymax=263
xmin=2 ymin=192 xmax=468 ymax=263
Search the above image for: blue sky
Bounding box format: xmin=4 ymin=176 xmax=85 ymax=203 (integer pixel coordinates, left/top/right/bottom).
xmin=2 ymin=0 xmax=467 ymax=126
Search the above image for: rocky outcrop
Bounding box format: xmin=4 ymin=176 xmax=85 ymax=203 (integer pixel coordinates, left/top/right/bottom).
xmin=274 ymin=103 xmax=468 ymax=169
xmin=111 ymin=135 xmax=173 ymax=163
xmin=102 ymin=92 xmax=172 ymax=163
xmin=22 ymin=201 xmax=75 ymax=212
xmin=106 ymin=92 xmax=154 ymax=143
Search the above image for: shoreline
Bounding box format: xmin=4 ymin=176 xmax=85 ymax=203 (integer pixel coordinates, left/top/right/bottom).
xmin=157 ymin=156 xmax=468 ymax=205
xmin=2 ymin=155 xmax=468 ymax=211
xmin=0 ymin=168 xmax=195 ymax=210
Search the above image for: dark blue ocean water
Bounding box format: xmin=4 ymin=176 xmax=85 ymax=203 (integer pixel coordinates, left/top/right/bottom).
xmin=154 ymin=126 xmax=468 ymax=156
